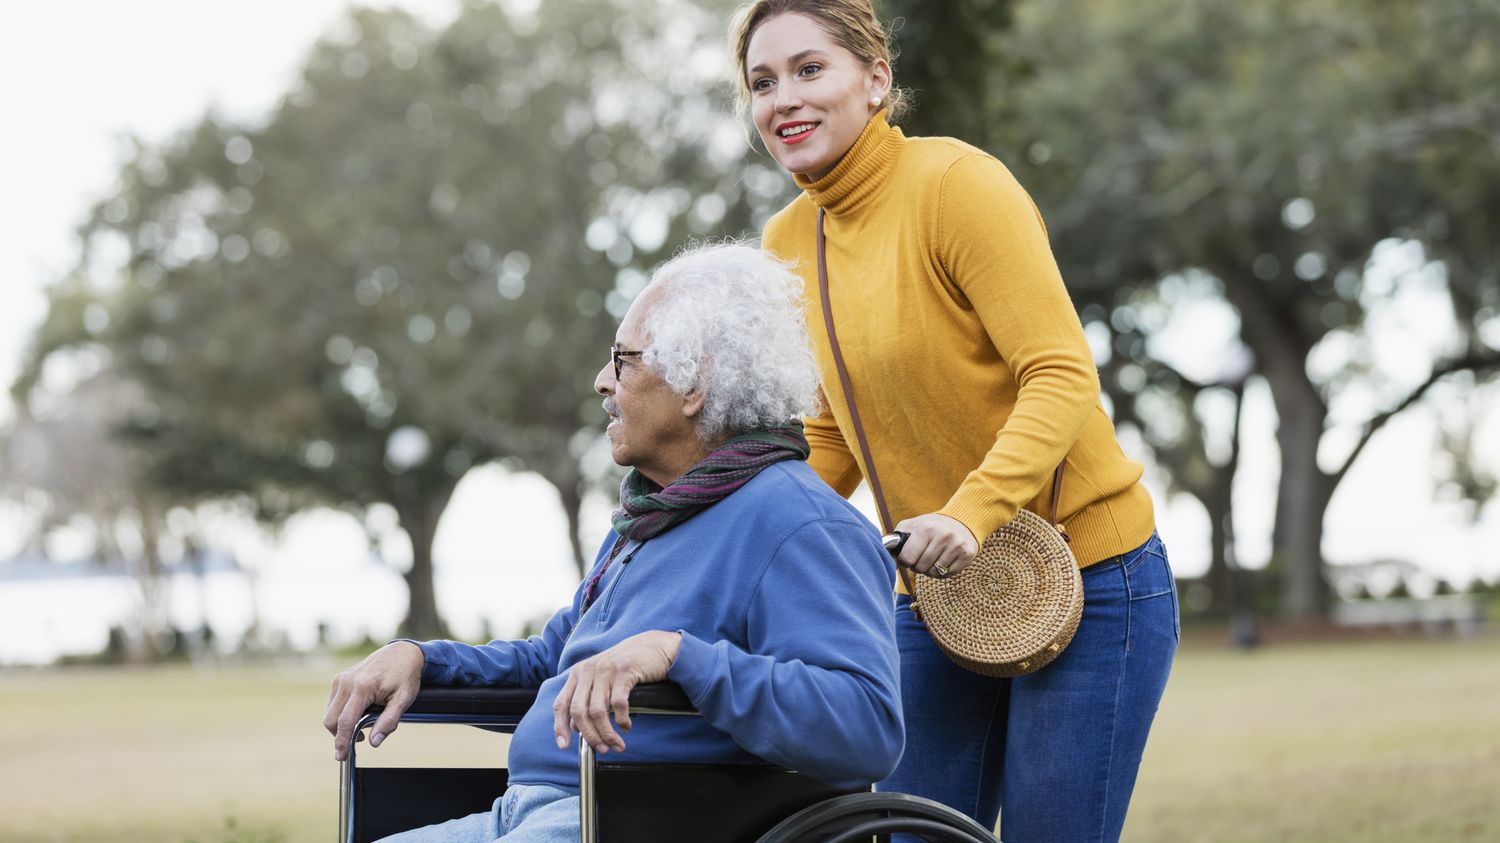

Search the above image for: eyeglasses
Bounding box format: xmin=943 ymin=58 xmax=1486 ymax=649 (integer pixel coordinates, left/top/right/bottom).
xmin=610 ymin=345 xmax=643 ymax=380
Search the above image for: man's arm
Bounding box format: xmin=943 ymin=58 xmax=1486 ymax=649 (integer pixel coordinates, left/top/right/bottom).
xmin=413 ymin=601 xmax=579 ymax=687
xmin=666 ymin=518 xmax=904 ymax=788
xmin=321 ymin=600 xmax=580 ymax=761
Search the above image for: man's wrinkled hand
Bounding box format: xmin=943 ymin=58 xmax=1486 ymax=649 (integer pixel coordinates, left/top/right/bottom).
xmin=322 ymin=641 xmax=425 ymax=762
xmin=552 ymin=630 xmax=681 ymax=756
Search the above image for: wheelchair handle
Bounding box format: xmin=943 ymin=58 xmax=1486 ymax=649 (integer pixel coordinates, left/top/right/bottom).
xmin=882 ymin=531 xmax=910 ymax=558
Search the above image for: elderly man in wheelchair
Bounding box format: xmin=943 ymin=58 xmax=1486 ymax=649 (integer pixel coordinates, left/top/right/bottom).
xmin=325 ymin=244 xmax=995 ymax=842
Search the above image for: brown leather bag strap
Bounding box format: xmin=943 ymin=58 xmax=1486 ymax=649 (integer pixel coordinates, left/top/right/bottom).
xmin=815 ymin=209 xmax=1068 ymax=587
xmin=815 ymin=210 xmax=919 ymax=597
xmin=816 ymin=208 xmax=893 ymax=527
xmin=1050 ymin=463 xmax=1069 ymax=542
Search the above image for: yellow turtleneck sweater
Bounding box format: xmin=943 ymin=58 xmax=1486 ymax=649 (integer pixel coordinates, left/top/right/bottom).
xmin=763 ymin=114 xmax=1155 ymax=570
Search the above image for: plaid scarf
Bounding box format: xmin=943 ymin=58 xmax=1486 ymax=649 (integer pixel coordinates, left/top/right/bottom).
xmin=581 ymin=422 xmax=810 ymax=610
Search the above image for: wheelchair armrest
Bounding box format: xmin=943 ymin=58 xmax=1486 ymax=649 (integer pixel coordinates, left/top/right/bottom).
xmin=363 ymin=682 xmax=695 ymax=720
xmin=626 ymin=682 xmax=695 ymax=713
xmin=385 ymin=686 xmax=541 ymax=718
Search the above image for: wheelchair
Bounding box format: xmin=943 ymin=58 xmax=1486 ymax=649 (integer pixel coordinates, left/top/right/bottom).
xmin=340 ymin=682 xmax=996 ymax=842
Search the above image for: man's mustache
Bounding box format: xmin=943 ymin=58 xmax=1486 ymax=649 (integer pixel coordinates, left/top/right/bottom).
xmin=602 ymin=398 xmax=619 ymax=419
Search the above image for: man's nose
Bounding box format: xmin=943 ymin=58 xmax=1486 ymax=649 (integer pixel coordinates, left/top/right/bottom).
xmin=594 ymin=360 xmax=614 ymax=396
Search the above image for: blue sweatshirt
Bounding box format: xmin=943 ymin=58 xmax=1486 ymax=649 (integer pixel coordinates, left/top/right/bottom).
xmin=415 ymin=460 xmax=903 ymax=792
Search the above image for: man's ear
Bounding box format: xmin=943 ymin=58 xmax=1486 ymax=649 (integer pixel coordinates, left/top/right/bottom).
xmin=681 ymin=388 xmax=706 ymax=420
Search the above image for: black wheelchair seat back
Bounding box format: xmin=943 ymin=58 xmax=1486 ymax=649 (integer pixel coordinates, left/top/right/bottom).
xmin=354 ymin=765 xmax=508 ymax=842
xmin=595 ymin=761 xmax=862 ymax=843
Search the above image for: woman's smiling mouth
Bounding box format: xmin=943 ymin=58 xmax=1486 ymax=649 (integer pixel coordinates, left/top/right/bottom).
xmin=776 ymin=121 xmax=818 ymax=143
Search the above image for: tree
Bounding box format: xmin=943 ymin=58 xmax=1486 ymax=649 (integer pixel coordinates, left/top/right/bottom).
xmin=881 ymin=0 xmax=1500 ymax=618
xmin=993 ymin=0 xmax=1500 ymax=618
xmin=880 ymin=0 xmax=1018 ymax=148
xmin=3 ymin=351 xmax=180 ymax=660
xmin=16 ymin=0 xmax=769 ymax=639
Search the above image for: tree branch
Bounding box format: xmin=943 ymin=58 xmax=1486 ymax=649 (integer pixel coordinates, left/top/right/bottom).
xmin=1332 ymin=351 xmax=1500 ymax=488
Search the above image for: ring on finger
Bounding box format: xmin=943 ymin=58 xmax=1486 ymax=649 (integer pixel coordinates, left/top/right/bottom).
xmin=934 ymin=563 xmax=950 ymax=578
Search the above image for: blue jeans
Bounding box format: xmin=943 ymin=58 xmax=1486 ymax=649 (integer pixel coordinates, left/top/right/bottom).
xmin=375 ymin=784 xmax=578 ymax=842
xmin=879 ymin=532 xmax=1178 ymax=843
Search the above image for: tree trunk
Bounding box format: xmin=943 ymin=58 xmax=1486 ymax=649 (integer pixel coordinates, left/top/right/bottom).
xmin=1267 ymin=376 xmax=1336 ymax=620
xmin=395 ymin=479 xmax=454 ymax=641
xmin=1204 ymin=480 xmax=1234 ymax=614
xmin=1206 ymin=379 xmax=1247 ymax=615
xmin=122 ymin=506 xmax=171 ymax=661
xmin=1220 ymin=265 xmax=1335 ymax=621
xmin=557 ymin=474 xmax=588 ymax=580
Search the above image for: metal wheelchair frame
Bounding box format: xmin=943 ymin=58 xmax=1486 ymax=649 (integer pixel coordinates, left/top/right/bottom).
xmin=339 ymin=684 xmax=996 ymax=843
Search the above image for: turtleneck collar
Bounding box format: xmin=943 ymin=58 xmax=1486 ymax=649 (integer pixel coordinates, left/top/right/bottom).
xmin=794 ymin=110 xmax=903 ymax=216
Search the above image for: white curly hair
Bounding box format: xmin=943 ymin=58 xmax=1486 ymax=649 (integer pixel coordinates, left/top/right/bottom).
xmin=638 ymin=241 xmax=821 ymax=442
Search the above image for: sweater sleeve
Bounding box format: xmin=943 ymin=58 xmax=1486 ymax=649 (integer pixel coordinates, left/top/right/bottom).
xmin=665 ymin=518 xmax=903 ymax=789
xmin=414 ymin=534 xmax=613 ymax=686
xmin=415 ymin=601 xmax=579 ymax=687
xmin=804 ymin=388 xmax=863 ymax=498
xmin=933 ymin=153 xmax=1100 ymax=539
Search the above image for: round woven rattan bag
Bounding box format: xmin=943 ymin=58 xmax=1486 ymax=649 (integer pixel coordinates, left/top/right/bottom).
xmin=911 ymin=509 xmax=1085 ymax=677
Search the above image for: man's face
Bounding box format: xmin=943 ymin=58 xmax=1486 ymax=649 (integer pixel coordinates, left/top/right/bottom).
xmin=593 ymin=286 xmax=702 ymax=486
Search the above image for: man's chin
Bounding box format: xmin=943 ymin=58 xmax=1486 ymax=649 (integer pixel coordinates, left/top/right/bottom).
xmin=607 ymin=438 xmax=630 ymax=468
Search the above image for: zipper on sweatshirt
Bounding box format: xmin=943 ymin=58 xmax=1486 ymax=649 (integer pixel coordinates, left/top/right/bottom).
xmin=593 ymin=542 xmax=641 ymax=621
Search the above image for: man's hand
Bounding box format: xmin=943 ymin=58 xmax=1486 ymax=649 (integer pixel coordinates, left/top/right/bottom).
xmin=323 ymin=641 xmax=425 ymax=762
xmin=893 ymin=512 xmax=979 ymax=578
xmin=552 ymin=630 xmax=681 ymax=756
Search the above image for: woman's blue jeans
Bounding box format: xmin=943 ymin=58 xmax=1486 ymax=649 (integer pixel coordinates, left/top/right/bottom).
xmin=879 ymin=532 xmax=1178 ymax=843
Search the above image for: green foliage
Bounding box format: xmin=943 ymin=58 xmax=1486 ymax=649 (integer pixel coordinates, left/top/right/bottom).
xmin=17 ymin=0 xmax=1500 ymax=631
xmin=981 ymin=0 xmax=1500 ymax=617
xmin=879 ymin=0 xmax=1500 ymax=619
xmin=880 ymin=0 xmax=1018 ymax=146
xmin=17 ymin=0 xmax=779 ymax=637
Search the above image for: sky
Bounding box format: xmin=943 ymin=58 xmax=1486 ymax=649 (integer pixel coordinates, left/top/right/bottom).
xmin=2 ymin=0 xmax=1497 ymax=620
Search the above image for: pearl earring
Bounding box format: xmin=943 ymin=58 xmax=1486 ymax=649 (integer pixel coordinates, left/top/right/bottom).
xmin=871 ymin=96 xmax=883 ymax=107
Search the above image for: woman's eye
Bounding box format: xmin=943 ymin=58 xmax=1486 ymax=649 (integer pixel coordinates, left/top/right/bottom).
xmin=798 ymin=63 xmax=822 ymax=77
xmin=752 ymin=77 xmax=773 ymax=92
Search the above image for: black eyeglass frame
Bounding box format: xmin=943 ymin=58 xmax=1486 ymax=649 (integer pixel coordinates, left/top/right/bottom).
xmin=610 ymin=345 xmax=644 ymax=380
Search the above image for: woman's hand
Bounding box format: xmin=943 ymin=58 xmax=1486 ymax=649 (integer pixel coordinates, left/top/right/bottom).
xmin=892 ymin=513 xmax=979 ymax=578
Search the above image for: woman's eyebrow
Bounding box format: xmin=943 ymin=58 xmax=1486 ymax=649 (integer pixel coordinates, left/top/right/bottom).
xmin=750 ymin=49 xmax=830 ymax=75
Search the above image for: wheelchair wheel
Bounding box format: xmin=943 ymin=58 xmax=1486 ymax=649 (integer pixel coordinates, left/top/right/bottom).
xmin=755 ymin=792 xmax=996 ymax=842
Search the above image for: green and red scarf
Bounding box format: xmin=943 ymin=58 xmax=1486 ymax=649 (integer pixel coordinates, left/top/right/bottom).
xmin=582 ymin=422 xmax=810 ymax=610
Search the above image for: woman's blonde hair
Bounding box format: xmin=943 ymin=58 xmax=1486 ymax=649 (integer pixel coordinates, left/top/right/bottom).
xmin=728 ymin=0 xmax=910 ymax=123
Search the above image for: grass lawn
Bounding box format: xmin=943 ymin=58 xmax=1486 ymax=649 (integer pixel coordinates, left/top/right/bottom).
xmin=1 ymin=635 xmax=1497 ymax=842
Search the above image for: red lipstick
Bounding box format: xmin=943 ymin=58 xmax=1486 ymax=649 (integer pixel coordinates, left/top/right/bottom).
xmin=775 ymin=121 xmax=818 ymax=144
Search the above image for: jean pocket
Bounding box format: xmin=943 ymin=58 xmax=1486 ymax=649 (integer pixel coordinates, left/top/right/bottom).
xmin=1125 ymin=536 xmax=1173 ymax=601
xmin=1126 ymin=537 xmax=1180 ymax=641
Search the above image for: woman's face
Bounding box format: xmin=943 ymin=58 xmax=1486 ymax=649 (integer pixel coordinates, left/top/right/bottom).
xmin=745 ymin=13 xmax=889 ymax=182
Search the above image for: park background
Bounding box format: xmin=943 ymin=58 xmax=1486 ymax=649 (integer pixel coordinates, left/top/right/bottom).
xmin=1 ymin=0 xmax=1497 ymax=840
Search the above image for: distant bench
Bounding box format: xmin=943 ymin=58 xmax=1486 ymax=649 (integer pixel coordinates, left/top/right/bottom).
xmin=1332 ymin=595 xmax=1488 ymax=636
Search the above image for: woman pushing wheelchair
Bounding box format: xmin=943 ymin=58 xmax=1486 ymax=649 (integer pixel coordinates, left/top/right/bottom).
xmin=734 ymin=1 xmax=1178 ymax=840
